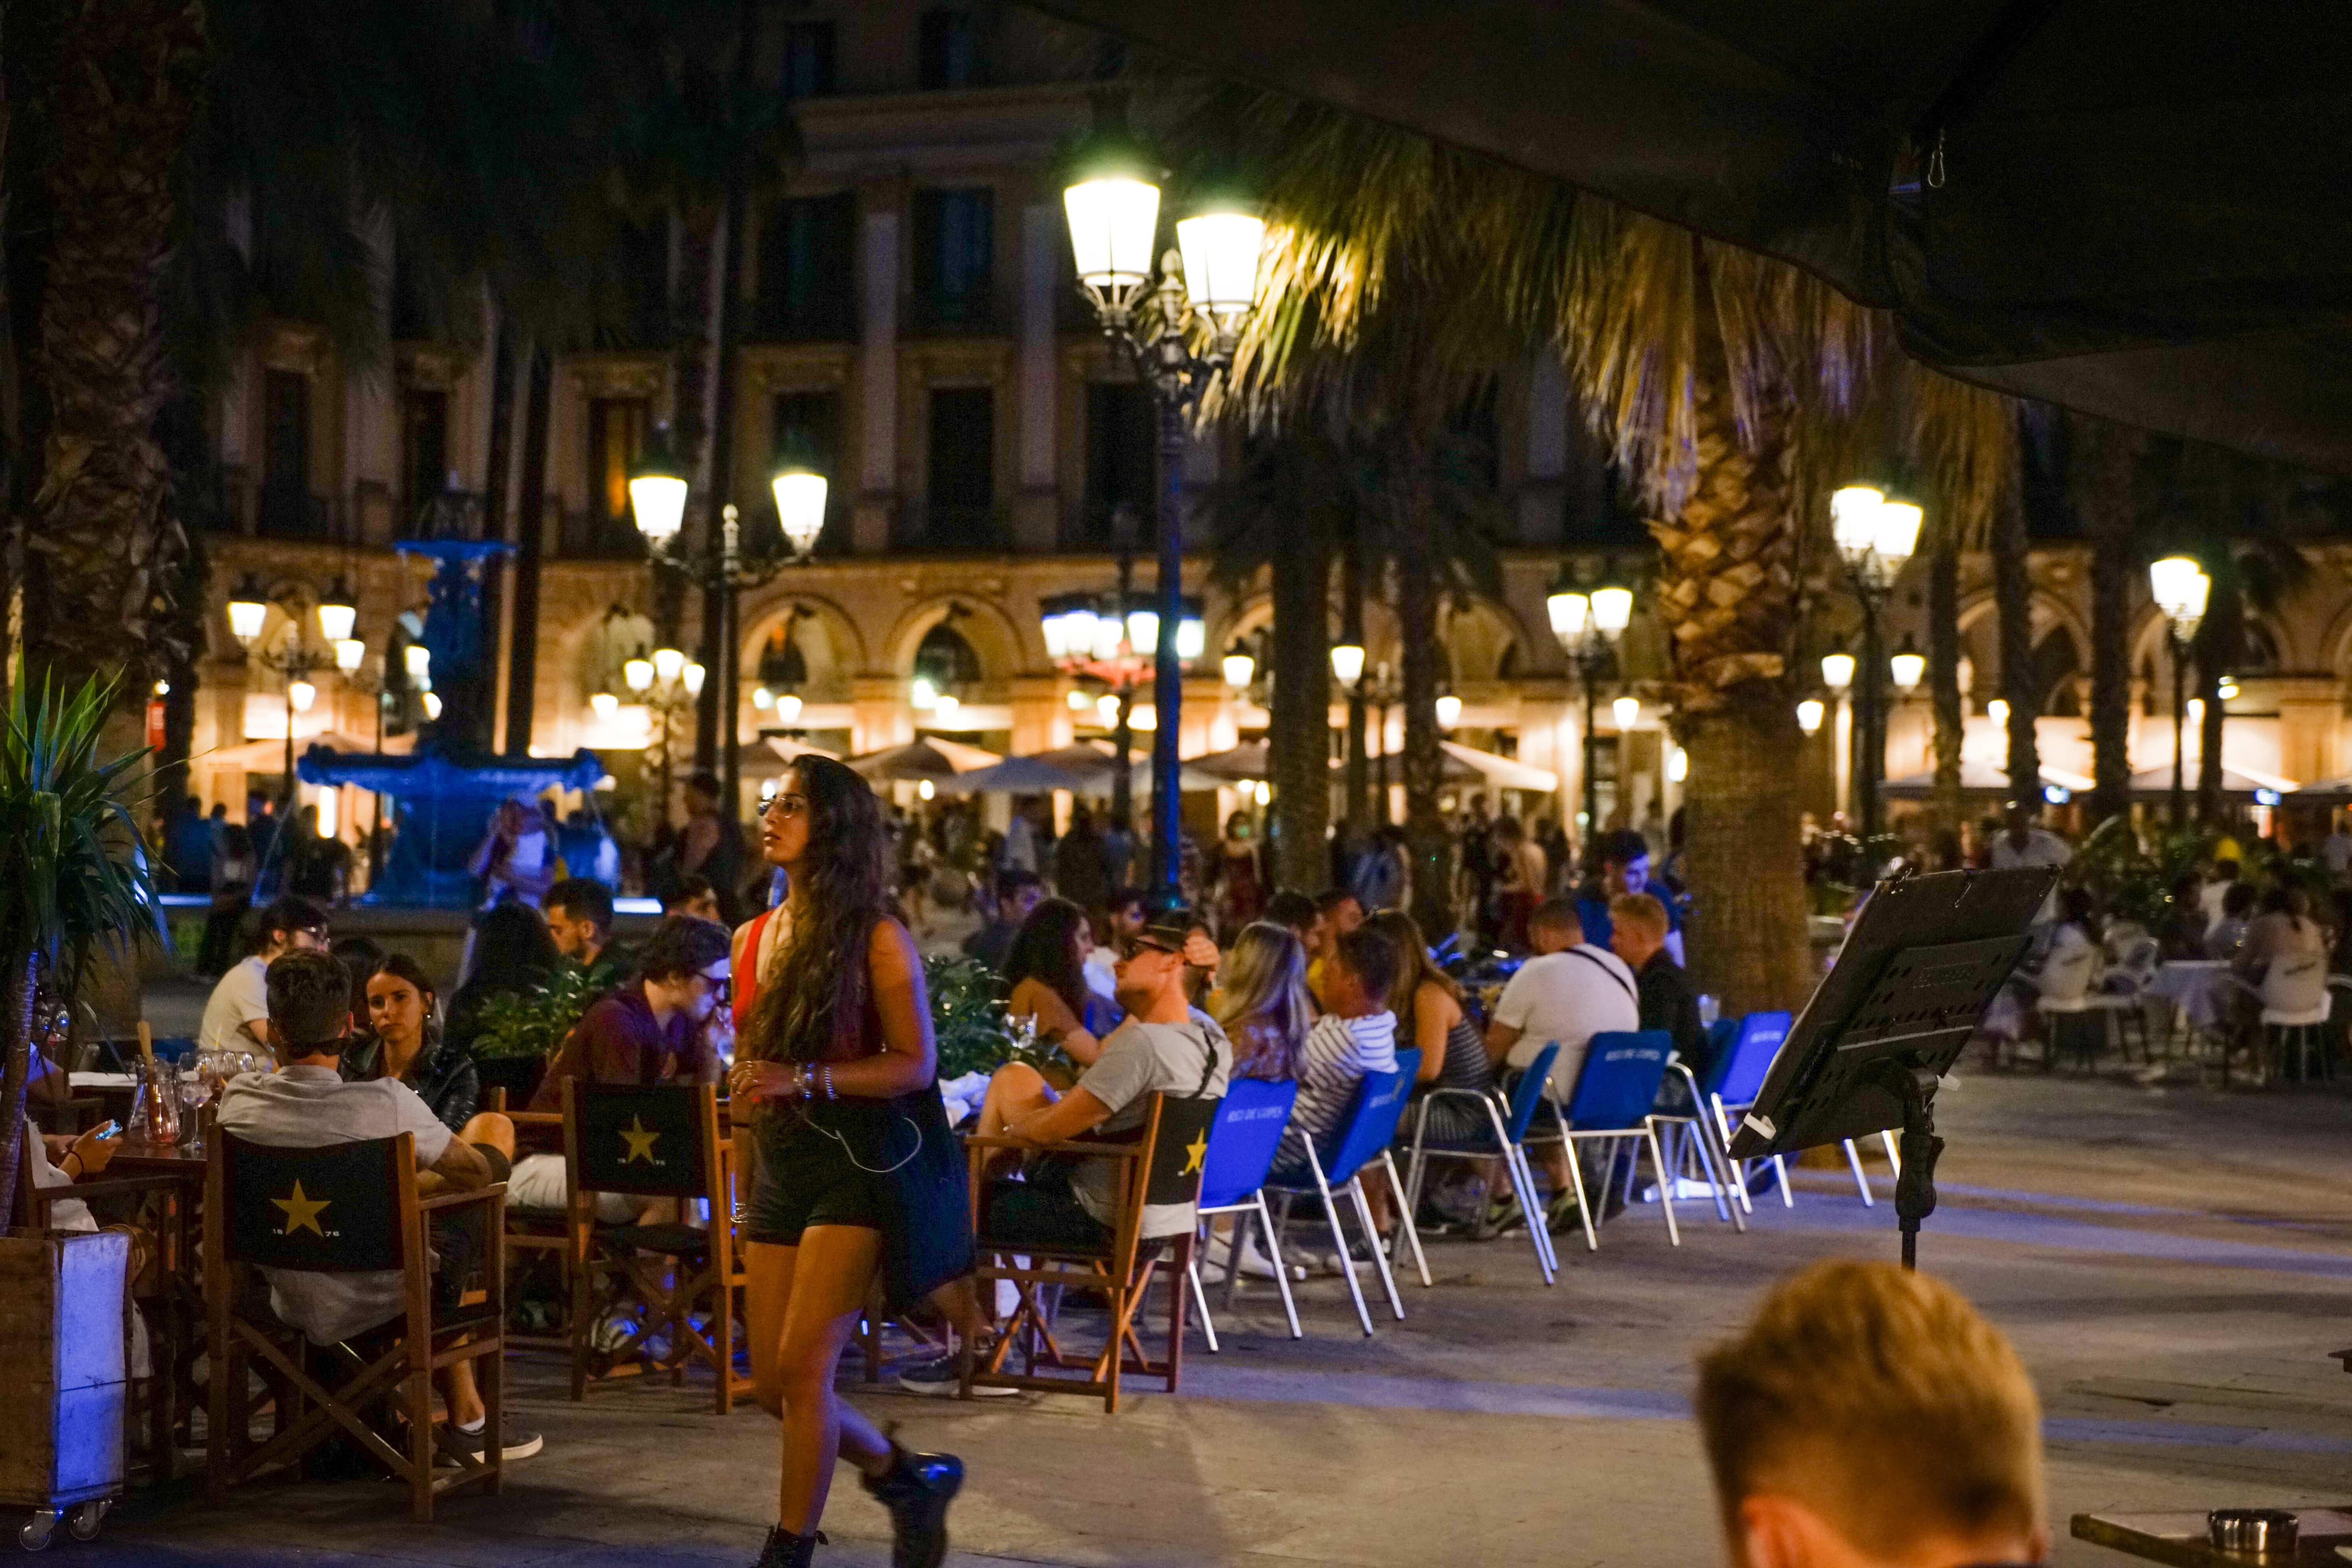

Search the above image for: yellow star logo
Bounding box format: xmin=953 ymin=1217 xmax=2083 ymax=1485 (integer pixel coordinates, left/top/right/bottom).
xmin=272 ymin=1180 xmax=330 ymax=1238
xmin=1180 ymin=1128 xmax=1207 ymax=1176
xmin=619 ymin=1116 xmax=661 ymax=1164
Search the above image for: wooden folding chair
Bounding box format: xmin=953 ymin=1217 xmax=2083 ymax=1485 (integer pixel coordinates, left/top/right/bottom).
xmin=563 ymin=1081 xmax=752 ymax=1412
xmin=497 ymin=1102 xmax=575 ymax=1350
xmin=962 ymin=1092 xmax=1218 ymax=1413
xmin=204 ymin=1130 xmax=507 ymax=1523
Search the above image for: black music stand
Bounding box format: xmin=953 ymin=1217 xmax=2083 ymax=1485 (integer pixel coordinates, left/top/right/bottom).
xmin=1724 ymin=867 xmax=2058 ymax=1268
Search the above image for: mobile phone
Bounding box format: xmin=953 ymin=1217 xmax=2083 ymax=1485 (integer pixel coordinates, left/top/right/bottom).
xmin=87 ymin=1119 xmax=120 ymax=1141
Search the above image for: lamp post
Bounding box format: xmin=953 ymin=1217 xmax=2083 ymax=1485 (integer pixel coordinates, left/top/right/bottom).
xmin=628 ymin=443 xmax=827 ymax=824
xmin=227 ymin=573 xmax=359 ymax=817
xmin=1829 ymin=486 xmax=1922 ymax=844
xmin=1334 ymin=654 xmax=1403 ymax=824
xmin=624 ymin=643 xmax=705 ymax=833
xmin=1042 ymin=590 xmax=1205 ymax=835
xmin=2149 ymin=555 xmax=2211 ymax=827
xmin=1063 ymin=121 xmax=1266 ymax=907
xmin=1547 ymin=574 xmax=1633 ymax=843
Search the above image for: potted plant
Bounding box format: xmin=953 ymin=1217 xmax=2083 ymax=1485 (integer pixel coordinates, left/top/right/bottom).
xmin=0 ymin=675 xmax=163 ymax=1546
xmin=469 ymin=964 xmax=595 ymax=1107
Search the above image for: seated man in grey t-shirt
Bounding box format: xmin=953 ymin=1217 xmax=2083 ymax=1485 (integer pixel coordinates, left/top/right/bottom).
xmin=971 ymin=911 xmax=1232 ymax=1250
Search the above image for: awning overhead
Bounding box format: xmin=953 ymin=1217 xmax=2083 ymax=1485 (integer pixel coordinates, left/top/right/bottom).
xmin=1035 ymin=0 xmax=2352 ymax=471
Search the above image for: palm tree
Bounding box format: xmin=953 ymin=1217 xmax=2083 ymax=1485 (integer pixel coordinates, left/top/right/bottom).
xmin=0 ymin=677 xmax=162 ymax=1228
xmin=1208 ymin=432 xmax=1338 ymax=890
xmin=2065 ymin=413 xmax=2149 ymax=827
xmin=1204 ymin=93 xmax=2024 ymax=1009
xmin=13 ymin=0 xmax=207 ymax=692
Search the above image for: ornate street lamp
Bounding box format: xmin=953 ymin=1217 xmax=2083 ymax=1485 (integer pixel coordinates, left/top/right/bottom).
xmin=1042 ymin=588 xmax=1205 ymax=831
xmin=1830 ymin=485 xmax=1921 ymax=843
xmin=628 ymin=433 xmax=829 ymax=822
xmin=2150 ymin=554 xmax=2211 ymax=825
xmin=1797 ymin=699 xmax=1825 ymax=736
xmin=1063 ymin=114 xmax=1266 ymax=906
xmin=225 ymin=573 xmax=359 ymax=828
xmin=1548 ymin=570 xmax=1634 ymax=839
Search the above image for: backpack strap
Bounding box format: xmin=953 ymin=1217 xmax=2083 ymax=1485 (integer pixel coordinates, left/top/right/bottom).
xmin=1564 ymin=944 xmax=1637 ymax=1008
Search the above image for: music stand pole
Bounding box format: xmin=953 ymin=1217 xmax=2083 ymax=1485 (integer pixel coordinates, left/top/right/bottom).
xmin=1871 ymin=1061 xmax=1945 ymax=1271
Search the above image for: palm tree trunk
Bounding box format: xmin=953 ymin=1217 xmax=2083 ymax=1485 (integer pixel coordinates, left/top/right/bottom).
xmin=2195 ymin=580 xmax=2239 ymax=826
xmin=1341 ymin=526 xmax=1368 ymax=829
xmin=1647 ymin=327 xmax=1809 ymax=1014
xmin=20 ymin=0 xmax=207 ymax=690
xmin=1395 ymin=441 xmax=1450 ymax=927
xmin=0 ymin=951 xmax=37 ymax=1230
xmin=2074 ymin=419 xmax=2138 ymax=826
xmin=1928 ymin=524 xmax=1963 ymax=833
xmin=1991 ymin=468 xmax=2040 ymax=801
xmin=1268 ymin=502 xmax=1332 ymax=889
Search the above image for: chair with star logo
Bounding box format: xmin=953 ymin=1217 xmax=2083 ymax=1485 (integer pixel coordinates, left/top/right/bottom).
xmin=561 ymin=1080 xmax=751 ymax=1412
xmin=961 ymin=1089 xmax=1220 ymax=1412
xmin=203 ymin=1129 xmax=508 ymax=1522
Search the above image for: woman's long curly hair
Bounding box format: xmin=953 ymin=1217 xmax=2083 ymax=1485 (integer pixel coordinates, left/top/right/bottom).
xmin=746 ymin=756 xmax=895 ymax=1063
xmin=1002 ymin=897 xmax=1091 ymax=1022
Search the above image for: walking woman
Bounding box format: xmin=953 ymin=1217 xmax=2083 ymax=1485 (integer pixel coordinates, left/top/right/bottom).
xmin=728 ymin=757 xmax=973 ymax=1568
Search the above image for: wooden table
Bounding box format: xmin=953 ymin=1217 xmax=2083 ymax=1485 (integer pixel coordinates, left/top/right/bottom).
xmin=2074 ymin=1508 xmax=2352 ymax=1565
xmin=102 ymin=1138 xmax=209 ymax=1483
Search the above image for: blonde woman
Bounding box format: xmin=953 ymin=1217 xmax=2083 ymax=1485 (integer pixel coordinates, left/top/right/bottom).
xmin=1208 ymin=921 xmax=1314 ymax=1082
xmin=1202 ymin=921 xmax=1313 ymax=1284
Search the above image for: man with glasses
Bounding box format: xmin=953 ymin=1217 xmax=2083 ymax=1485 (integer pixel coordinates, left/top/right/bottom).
xmin=509 ymin=915 xmax=732 ymax=1219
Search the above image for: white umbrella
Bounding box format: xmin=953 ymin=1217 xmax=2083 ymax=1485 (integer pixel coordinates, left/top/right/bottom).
xmin=762 ymin=734 xmax=840 ymax=765
xmin=1437 ymin=741 xmax=1560 ymax=793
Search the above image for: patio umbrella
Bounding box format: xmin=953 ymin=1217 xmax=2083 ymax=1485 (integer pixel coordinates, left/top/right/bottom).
xmin=1186 ymin=742 xmax=1269 ymax=782
xmin=761 ymin=734 xmax=840 ymax=765
xmin=844 ymin=738 xmax=1002 ymax=783
xmin=202 ymin=732 xmax=403 ymax=770
xmin=1437 ymin=742 xmax=1559 ymax=793
xmin=2126 ymin=764 xmax=2299 ymax=801
xmin=936 ymin=752 xmax=1102 ymax=795
xmin=1032 ymin=0 xmax=2352 ymax=473
xmin=1879 ymin=761 xmax=2096 ymax=799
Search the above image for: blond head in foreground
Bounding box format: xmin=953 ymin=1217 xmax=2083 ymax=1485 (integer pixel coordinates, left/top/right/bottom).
xmin=1694 ymin=1260 xmax=2046 ymax=1568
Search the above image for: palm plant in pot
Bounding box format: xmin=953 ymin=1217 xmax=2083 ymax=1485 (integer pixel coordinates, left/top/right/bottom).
xmin=0 ymin=677 xmax=164 ymax=1230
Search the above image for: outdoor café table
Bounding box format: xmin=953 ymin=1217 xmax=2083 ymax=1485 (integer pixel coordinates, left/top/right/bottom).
xmin=2074 ymin=1506 xmax=2352 ymax=1565
xmin=2147 ymin=959 xmax=2233 ymax=1037
xmin=103 ymin=1137 xmax=210 ymax=1482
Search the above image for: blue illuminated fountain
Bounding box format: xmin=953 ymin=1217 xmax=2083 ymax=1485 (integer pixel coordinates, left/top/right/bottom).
xmin=298 ymin=485 xmax=605 ymax=906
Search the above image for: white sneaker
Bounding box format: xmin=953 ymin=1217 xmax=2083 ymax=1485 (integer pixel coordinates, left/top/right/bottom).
xmin=1204 ymin=1232 xmax=1297 ymax=1281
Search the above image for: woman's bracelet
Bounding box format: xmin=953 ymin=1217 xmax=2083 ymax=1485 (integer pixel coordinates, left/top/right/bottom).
xmin=821 ymin=1065 xmax=836 ymax=1101
xmin=62 ymin=1151 xmax=83 ymax=1179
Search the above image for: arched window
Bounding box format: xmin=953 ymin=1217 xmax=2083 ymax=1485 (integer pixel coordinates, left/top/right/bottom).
xmin=913 ymin=621 xmax=981 ymax=691
xmin=2031 ymin=628 xmax=2082 ymax=717
xmin=757 ymin=625 xmax=808 ymax=688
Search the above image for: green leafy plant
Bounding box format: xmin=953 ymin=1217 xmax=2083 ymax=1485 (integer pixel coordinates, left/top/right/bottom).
xmin=471 ymin=964 xmax=595 ymax=1061
xmin=0 ymin=675 xmax=166 ymax=1227
xmin=926 ymin=955 xmax=1067 ymax=1082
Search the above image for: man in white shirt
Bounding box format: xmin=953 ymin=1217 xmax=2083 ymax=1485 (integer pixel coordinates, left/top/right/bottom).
xmin=1486 ymin=897 xmax=1639 ymax=1099
xmin=196 ymin=896 xmax=330 ymax=1054
xmin=1989 ymin=802 xmax=2073 ymax=923
xmin=2200 ymin=856 xmax=2242 ymax=933
xmin=214 ymin=950 xmax=539 ymax=1462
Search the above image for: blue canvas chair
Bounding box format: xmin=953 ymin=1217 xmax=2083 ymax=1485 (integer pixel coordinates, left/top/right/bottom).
xmin=1399 ymin=1043 xmax=1559 ymax=1284
xmin=1267 ymin=1049 xmax=1426 ymax=1336
xmin=1543 ymin=1030 xmax=1677 ymax=1252
xmin=1701 ymin=1009 xmax=1896 ymax=1209
xmin=1186 ymin=1078 xmax=1303 ymax=1351
xmin=1644 ymin=1053 xmax=1746 ymax=1232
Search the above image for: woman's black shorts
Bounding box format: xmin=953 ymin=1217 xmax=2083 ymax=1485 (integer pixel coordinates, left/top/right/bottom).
xmin=742 ymin=1118 xmax=890 ymax=1245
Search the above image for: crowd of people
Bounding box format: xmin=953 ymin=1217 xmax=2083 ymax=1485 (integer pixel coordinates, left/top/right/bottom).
xmin=18 ymin=750 xmax=2096 ymax=1568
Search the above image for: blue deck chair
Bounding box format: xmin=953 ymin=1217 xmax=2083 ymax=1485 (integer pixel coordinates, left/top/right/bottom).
xmin=1187 ymin=1078 xmax=1303 ymax=1351
xmin=1267 ymin=1049 xmax=1426 ymax=1336
xmin=1541 ymin=1031 xmax=1677 ymax=1252
xmin=1704 ymin=1011 xmax=1793 ymax=1211
xmin=1400 ymin=1044 xmax=1559 ymax=1285
xmin=1644 ymin=1051 xmax=1747 ymax=1232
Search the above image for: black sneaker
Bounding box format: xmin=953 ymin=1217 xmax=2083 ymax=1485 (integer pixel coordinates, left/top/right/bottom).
xmin=861 ymin=1447 xmax=963 ymax=1568
xmin=754 ymin=1526 xmax=825 ymax=1568
xmin=440 ymin=1419 xmax=543 ymax=1464
xmin=897 ymin=1347 xmax=1017 ymax=1398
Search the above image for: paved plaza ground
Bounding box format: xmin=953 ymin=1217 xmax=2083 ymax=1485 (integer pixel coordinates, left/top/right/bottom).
xmin=51 ymin=1056 xmax=2352 ymax=1568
